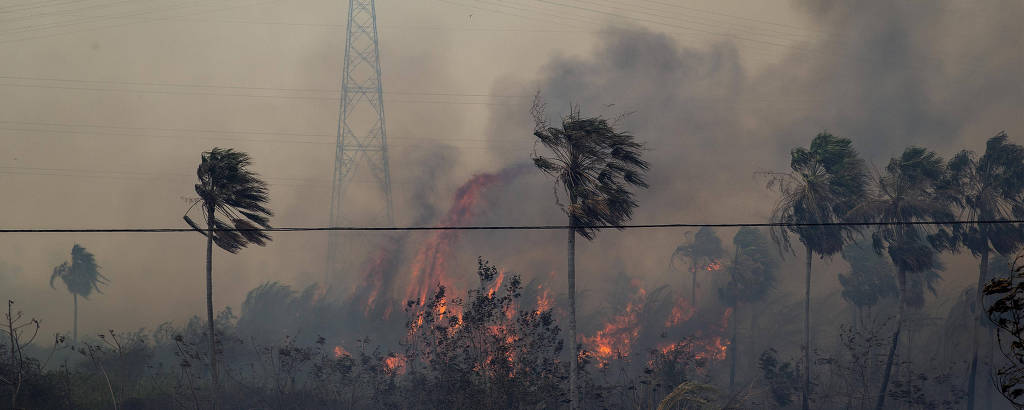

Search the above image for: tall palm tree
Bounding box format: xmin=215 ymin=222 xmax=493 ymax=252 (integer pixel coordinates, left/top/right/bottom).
xmin=672 ymin=227 xmax=725 ymax=304
xmin=49 ymin=244 xmax=107 ymax=344
xmin=184 ymin=147 xmax=272 ymax=398
xmin=855 ymin=147 xmax=953 ymax=410
xmin=947 ymin=132 xmax=1024 ymax=410
xmin=531 ymin=102 xmax=649 ymax=410
xmin=765 ymin=132 xmax=868 ymax=410
xmin=719 ymin=227 xmax=778 ymax=391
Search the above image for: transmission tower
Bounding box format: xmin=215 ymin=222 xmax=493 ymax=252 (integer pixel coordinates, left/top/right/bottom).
xmin=327 ymin=0 xmax=393 ymax=279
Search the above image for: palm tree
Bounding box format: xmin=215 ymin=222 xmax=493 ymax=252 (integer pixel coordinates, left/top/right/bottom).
xmin=765 ymin=132 xmax=869 ymax=410
xmin=531 ymin=102 xmax=649 ymax=410
xmin=838 ymin=239 xmax=899 ymax=326
xmin=947 ymin=132 xmax=1024 ymax=410
xmin=672 ymin=227 xmax=725 ymax=304
xmin=719 ymin=227 xmax=778 ymax=391
xmin=50 ymin=244 xmax=107 ymax=344
xmin=184 ymin=147 xmax=272 ymax=397
xmin=855 ymin=147 xmax=953 ymax=410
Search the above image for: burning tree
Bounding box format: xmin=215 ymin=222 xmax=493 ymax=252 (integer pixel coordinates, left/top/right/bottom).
xmin=530 ymin=97 xmax=649 ymax=409
xmin=401 ymin=258 xmax=566 ymax=409
xmin=673 ymin=227 xmax=725 ymax=305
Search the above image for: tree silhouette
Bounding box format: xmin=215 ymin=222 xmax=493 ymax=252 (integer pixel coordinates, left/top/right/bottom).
xmin=531 ymin=99 xmax=649 ymax=410
xmin=855 ymin=146 xmax=953 ymax=410
xmin=184 ymin=147 xmax=272 ymax=399
xmin=838 ymin=239 xmax=899 ymax=325
xmin=947 ymin=132 xmax=1024 ymax=410
xmin=765 ymin=132 xmax=869 ymax=410
xmin=673 ymin=227 xmax=725 ymax=304
xmin=49 ymin=244 xmax=107 ymax=344
xmin=718 ymin=227 xmax=778 ymax=391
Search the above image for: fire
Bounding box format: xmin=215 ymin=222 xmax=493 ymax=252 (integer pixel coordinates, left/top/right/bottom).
xmin=385 ymin=355 xmax=407 ymax=372
xmin=535 ymin=287 xmax=552 ymax=314
xmin=487 ymin=270 xmax=506 ymax=298
xmin=694 ymin=336 xmax=729 ymax=361
xmin=406 ymin=165 xmax=527 ymax=306
xmin=352 ymin=236 xmax=402 ymax=319
xmin=333 ymin=345 xmax=349 ymax=358
xmin=705 ymin=260 xmax=722 ymax=271
xmin=581 ymin=287 xmax=646 ymax=366
xmin=664 ymin=297 xmax=695 ymax=328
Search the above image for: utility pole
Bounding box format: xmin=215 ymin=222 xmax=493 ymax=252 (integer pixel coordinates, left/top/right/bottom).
xmin=327 ymin=0 xmax=393 ymax=282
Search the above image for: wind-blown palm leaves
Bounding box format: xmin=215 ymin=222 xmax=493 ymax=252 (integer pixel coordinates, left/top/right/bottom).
xmin=185 ymin=148 xmax=272 ymax=253
xmin=946 ymin=132 xmax=1024 ymax=409
xmin=185 ymin=147 xmax=273 ymax=399
xmin=854 ymin=146 xmax=953 ymax=410
xmin=50 ymin=244 xmax=107 ymax=343
xmin=531 ymin=100 xmax=649 ymax=410
xmin=765 ymin=132 xmax=868 ymax=410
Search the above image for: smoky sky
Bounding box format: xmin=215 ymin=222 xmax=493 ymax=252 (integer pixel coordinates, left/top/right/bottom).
xmin=475 ymin=0 xmax=1022 ymax=321
xmin=0 ymin=0 xmax=1021 ymax=339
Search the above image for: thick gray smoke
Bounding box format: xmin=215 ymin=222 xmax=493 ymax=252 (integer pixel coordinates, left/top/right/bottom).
xmin=0 ymin=0 xmax=1020 ymax=348
xmin=474 ymin=0 xmax=1023 ymax=307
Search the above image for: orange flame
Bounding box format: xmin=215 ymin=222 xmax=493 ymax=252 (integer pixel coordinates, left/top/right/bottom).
xmin=664 ymin=297 xmax=696 ymax=328
xmin=535 ymin=287 xmax=552 ymax=315
xmin=581 ymin=287 xmax=647 ymax=366
xmin=333 ymin=345 xmax=349 ymax=358
xmin=385 ymin=355 xmax=407 ymax=372
xmin=407 ymin=166 xmax=526 ymax=307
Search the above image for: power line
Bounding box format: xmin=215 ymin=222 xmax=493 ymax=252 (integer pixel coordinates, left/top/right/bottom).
xmin=0 ymin=82 xmax=520 ymax=105
xmin=0 ymin=74 xmax=532 ymax=98
xmin=0 ymin=220 xmax=1020 ymax=233
xmin=0 ymin=0 xmax=281 ymax=45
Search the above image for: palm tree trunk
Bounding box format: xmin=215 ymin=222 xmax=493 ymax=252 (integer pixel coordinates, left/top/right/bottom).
xmin=691 ymin=260 xmax=697 ymax=305
xmin=206 ymin=203 xmax=219 ymax=405
xmin=875 ymin=270 xmax=906 ymax=410
xmin=73 ymin=293 xmax=78 ymax=344
xmin=729 ymin=304 xmax=738 ymax=392
xmin=802 ymin=244 xmax=811 ymax=410
xmin=967 ymin=249 xmax=989 ymax=410
xmin=567 ymin=219 xmax=578 ymax=410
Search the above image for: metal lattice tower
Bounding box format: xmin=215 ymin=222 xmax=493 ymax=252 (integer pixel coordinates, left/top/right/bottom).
xmin=327 ymin=0 xmax=393 ymax=278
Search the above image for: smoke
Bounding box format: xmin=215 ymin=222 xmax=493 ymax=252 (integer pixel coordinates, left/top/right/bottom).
xmin=475 ymin=0 xmax=1023 ymax=308
xmin=0 ymin=0 xmax=1020 ymax=352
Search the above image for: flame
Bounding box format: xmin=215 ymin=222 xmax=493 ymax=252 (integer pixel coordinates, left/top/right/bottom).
xmin=535 ymin=287 xmax=552 ymax=314
xmin=385 ymin=355 xmax=407 ymax=372
xmin=705 ymin=260 xmax=722 ymax=271
xmin=407 ymin=166 xmax=527 ymax=306
xmin=333 ymin=345 xmax=349 ymax=358
xmin=581 ymin=287 xmax=647 ymax=366
xmin=352 ymin=236 xmax=402 ymax=319
xmin=487 ymin=270 xmax=506 ymax=298
xmin=656 ymin=306 xmax=733 ymax=363
xmin=664 ymin=297 xmax=696 ymax=328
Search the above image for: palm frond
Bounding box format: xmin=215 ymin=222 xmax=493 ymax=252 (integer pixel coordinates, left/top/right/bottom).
xmin=530 ymin=103 xmax=649 ymax=240
xmin=50 ymin=245 xmax=106 ymax=298
xmin=765 ymin=132 xmax=869 ymax=258
xmin=191 ymin=147 xmax=274 ymax=252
